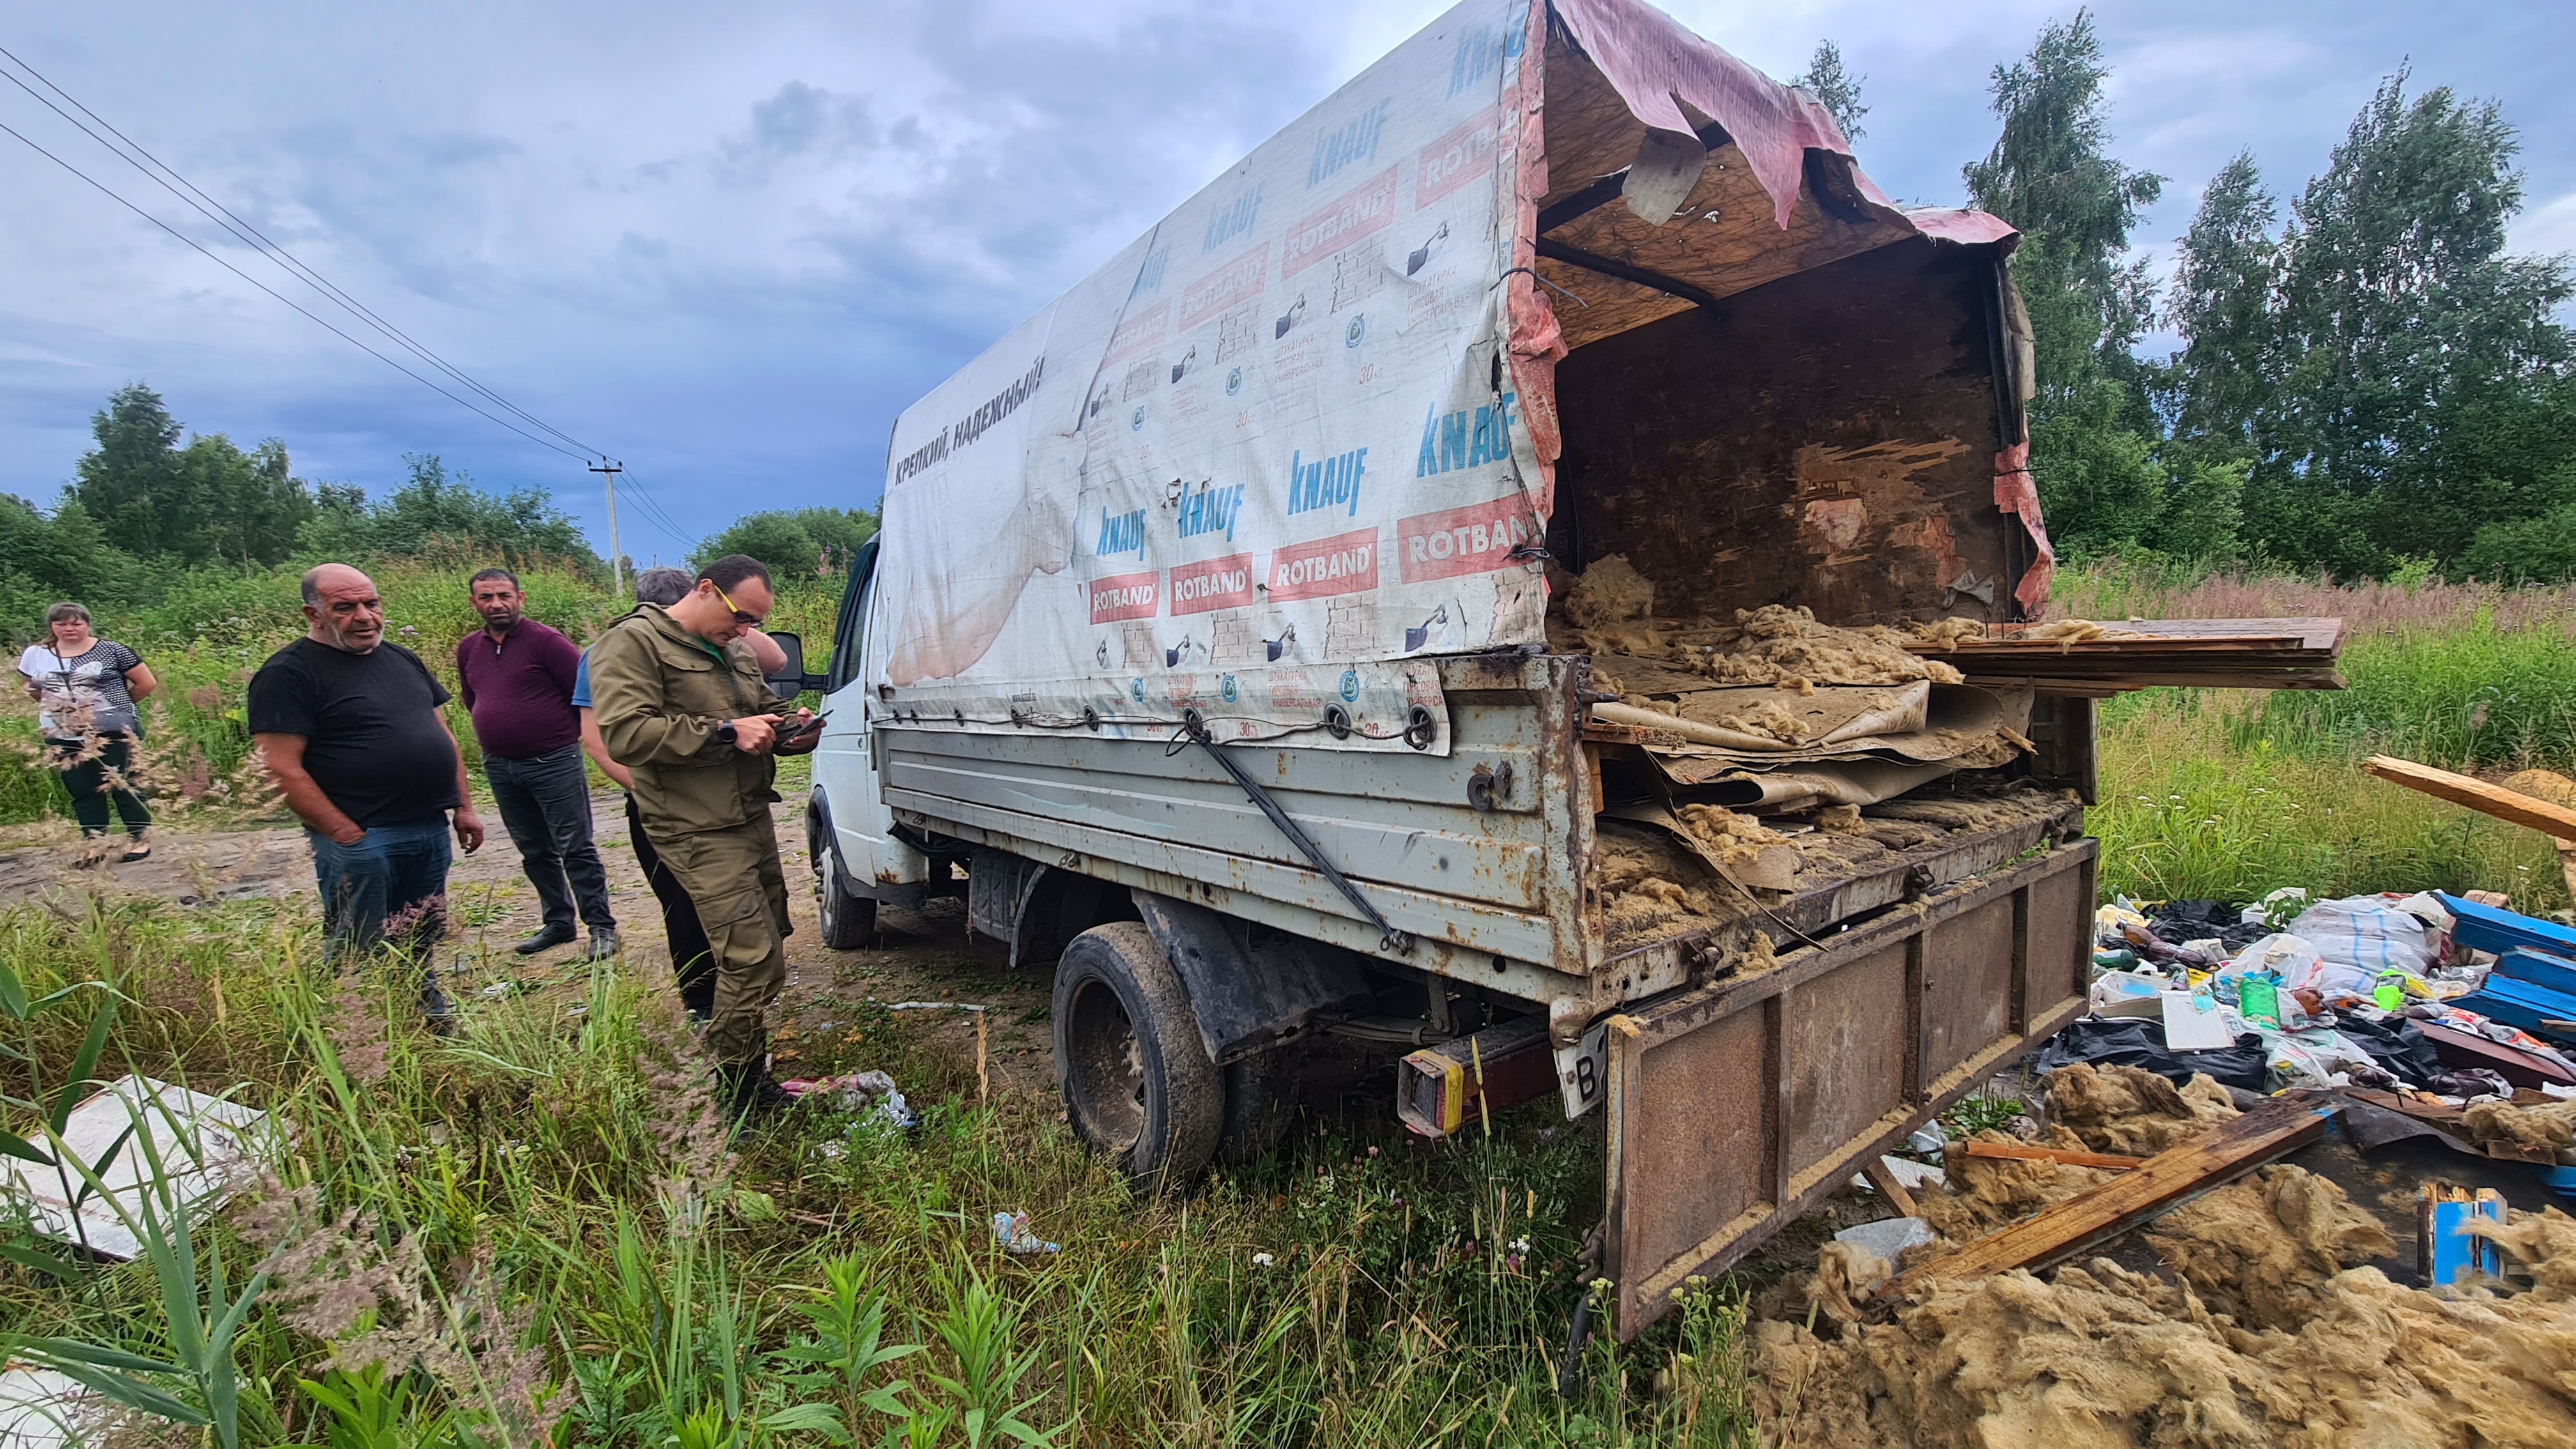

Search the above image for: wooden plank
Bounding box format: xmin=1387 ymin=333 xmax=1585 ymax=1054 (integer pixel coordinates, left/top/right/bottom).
xmin=1971 ymin=617 xmax=2345 ymax=651
xmin=2416 ymin=1020 xmax=2576 ymax=1089
xmin=1960 ymin=1140 xmax=2145 ymax=1170
xmin=1861 ymin=1157 xmax=1921 ymax=1217
xmin=1876 ymin=1100 xmax=2332 ymax=1301
xmin=1965 ymin=670 xmax=2346 ymax=693
xmin=2365 ymin=755 xmax=2576 ymax=842
xmin=1938 ymin=636 xmax=2315 ymax=656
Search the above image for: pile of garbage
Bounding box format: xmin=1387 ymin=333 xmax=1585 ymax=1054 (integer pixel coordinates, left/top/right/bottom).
xmin=1752 ymin=1062 xmax=2576 ymax=1445
xmin=2061 ymin=887 xmax=2576 ymax=1114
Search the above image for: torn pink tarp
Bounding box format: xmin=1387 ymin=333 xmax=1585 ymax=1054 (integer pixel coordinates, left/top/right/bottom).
xmin=1546 ymin=0 xmax=2020 ymax=257
xmin=1550 ymin=0 xmax=1860 ymax=229
xmin=1993 ymin=441 xmax=2056 ymax=613
xmin=1897 ymin=208 xmax=2020 ymax=249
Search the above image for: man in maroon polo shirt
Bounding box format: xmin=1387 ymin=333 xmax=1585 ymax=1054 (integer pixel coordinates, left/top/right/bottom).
xmin=456 ymin=567 xmax=618 ymax=959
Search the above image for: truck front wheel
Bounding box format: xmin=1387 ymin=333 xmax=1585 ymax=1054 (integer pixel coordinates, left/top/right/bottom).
xmin=1054 ymin=922 xmax=1222 ymax=1190
xmin=813 ymin=838 xmax=877 ymax=948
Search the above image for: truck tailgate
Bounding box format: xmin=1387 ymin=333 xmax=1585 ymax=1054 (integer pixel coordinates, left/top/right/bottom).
xmin=1602 ymin=836 xmax=2097 ymax=1338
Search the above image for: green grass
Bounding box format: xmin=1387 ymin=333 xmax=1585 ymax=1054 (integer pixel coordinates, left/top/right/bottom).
xmin=2089 ymin=691 xmax=2568 ymax=907
xmin=2062 ymin=556 xmax=2576 ymax=907
xmin=2251 ymin=619 xmax=2576 ymax=770
xmin=9 ymin=553 xmax=2573 ymax=1445
xmin=0 ymin=900 xmax=1759 ymax=1448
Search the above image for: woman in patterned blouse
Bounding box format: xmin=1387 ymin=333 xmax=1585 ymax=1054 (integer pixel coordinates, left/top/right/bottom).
xmin=17 ymin=602 xmax=159 ymax=864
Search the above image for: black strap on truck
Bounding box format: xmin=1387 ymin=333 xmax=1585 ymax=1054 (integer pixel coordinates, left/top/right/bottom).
xmin=1176 ymin=712 xmax=1415 ymax=955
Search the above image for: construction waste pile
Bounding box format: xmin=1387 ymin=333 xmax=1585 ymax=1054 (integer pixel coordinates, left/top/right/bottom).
xmin=1748 ymin=887 xmax=2576 ymax=1445
xmin=2074 ymin=887 xmax=2576 ymax=1098
xmin=1558 ymin=555 xmax=2349 ymax=951
xmin=1557 ymin=555 xmax=2065 ymax=946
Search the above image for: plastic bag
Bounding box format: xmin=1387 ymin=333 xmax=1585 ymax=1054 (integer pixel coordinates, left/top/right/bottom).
xmin=2287 ymin=896 xmax=2436 ymax=997
xmin=2096 ymin=900 xmax=2150 ymax=938
xmin=2035 ymin=1016 xmax=2269 ymax=1091
xmin=2224 ymin=933 xmax=2326 ymax=989
xmin=992 ymin=1211 xmax=1061 ymax=1255
xmin=2090 ymin=969 xmax=2168 ymax=1011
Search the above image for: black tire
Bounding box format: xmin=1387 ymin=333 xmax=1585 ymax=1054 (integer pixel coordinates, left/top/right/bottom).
xmin=813 ymin=834 xmax=877 ymax=949
xmin=1054 ymin=922 xmax=1222 ymax=1190
xmin=1218 ymin=1048 xmax=1298 ymax=1166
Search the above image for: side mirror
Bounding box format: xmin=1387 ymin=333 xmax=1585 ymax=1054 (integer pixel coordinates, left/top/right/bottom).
xmin=762 ymin=632 xmax=833 ymax=702
xmin=765 ymin=631 xmax=806 ymax=702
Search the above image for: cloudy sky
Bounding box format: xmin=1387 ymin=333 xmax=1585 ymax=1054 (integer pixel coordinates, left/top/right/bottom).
xmin=3 ymin=0 xmax=2568 ymax=561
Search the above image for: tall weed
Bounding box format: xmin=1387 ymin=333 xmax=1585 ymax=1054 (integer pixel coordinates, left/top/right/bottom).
xmin=2092 ymin=694 xmax=2567 ymax=907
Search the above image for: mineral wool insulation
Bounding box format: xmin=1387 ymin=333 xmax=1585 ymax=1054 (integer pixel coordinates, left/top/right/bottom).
xmin=1752 ymin=1062 xmax=2576 ymax=1446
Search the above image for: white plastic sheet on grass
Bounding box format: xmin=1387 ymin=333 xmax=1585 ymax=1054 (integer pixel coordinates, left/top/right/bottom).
xmin=1 ymin=1076 xmax=279 ymax=1260
xmin=0 ymin=1367 xmax=95 ymax=1449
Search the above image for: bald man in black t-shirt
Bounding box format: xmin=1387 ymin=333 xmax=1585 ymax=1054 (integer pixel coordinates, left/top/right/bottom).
xmin=250 ymin=564 xmax=485 ymax=1017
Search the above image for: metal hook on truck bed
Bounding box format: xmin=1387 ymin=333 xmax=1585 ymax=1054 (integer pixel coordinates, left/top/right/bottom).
xmin=1177 ymin=710 xmax=1416 ymax=955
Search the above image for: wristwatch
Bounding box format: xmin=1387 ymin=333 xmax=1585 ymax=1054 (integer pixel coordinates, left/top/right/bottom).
xmin=717 ymin=720 xmax=738 ymax=748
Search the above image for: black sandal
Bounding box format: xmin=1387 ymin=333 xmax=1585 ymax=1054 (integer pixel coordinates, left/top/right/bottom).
xmin=120 ymin=838 xmax=151 ymax=863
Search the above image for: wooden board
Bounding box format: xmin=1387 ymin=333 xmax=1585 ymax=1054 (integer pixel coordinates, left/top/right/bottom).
xmin=1876 ymin=1100 xmax=2333 ymax=1301
xmin=1972 ymin=673 xmax=2347 ymax=695
xmin=1914 ymin=618 xmax=2347 ymax=694
xmin=1860 ymin=1158 xmax=1922 ymax=1217
xmin=1925 ymin=618 xmax=2345 ymax=654
xmin=2416 ymin=1020 xmax=2576 ymax=1089
xmin=2365 ymin=755 xmax=2576 ymax=842
xmin=1959 ymin=1140 xmax=2144 ymax=1170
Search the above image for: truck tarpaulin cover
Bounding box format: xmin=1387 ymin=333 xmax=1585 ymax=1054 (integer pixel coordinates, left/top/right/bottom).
xmin=864 ymin=0 xmax=2039 ymax=750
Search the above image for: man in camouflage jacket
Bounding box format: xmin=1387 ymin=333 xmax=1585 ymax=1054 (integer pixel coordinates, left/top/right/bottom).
xmin=588 ymin=554 xmax=815 ymax=1114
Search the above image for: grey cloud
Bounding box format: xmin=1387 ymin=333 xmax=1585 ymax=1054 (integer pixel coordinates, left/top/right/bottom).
xmin=723 ymin=80 xmax=882 ymax=170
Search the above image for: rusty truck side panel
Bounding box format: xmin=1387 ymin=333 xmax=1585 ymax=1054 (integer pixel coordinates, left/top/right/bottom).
xmin=1604 ymin=834 xmax=2096 ymax=1337
xmin=879 ymin=654 xmax=1606 ymax=1010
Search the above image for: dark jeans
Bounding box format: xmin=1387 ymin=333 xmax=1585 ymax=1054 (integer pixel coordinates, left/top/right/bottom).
xmin=627 ymin=791 xmax=714 ymax=1015
xmin=47 ymin=735 xmax=150 ymax=838
xmin=309 ymin=816 xmax=452 ymax=1006
xmin=486 ymin=744 xmax=615 ymax=934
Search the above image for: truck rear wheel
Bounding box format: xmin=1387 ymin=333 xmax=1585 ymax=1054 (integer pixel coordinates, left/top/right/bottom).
xmin=1054 ymin=922 xmax=1222 ymax=1190
xmin=813 ymin=839 xmax=877 ymax=948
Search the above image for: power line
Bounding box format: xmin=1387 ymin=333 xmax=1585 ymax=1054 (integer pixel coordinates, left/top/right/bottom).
xmin=618 ymin=468 xmax=691 ymax=537
xmin=0 ymin=45 xmax=605 ymax=462
xmin=0 ymin=116 xmax=597 ymax=464
xmin=0 ymin=52 xmax=723 ymax=550
xmin=608 ymin=466 xmax=702 ymax=549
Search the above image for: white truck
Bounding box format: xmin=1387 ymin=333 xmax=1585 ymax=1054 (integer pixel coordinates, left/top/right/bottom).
xmin=796 ymin=0 xmax=2093 ymax=1338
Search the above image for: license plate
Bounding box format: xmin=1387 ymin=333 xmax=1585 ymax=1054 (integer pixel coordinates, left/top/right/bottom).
xmin=1554 ymin=1020 xmax=1609 ymax=1119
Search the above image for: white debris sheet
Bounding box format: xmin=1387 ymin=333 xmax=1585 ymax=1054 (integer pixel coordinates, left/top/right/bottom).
xmin=1 ymin=1075 xmax=279 ymax=1259
xmin=0 ymin=1367 xmax=95 ymax=1449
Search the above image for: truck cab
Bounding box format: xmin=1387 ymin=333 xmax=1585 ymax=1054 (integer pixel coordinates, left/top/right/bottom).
xmin=804 ymin=535 xmax=930 ymax=947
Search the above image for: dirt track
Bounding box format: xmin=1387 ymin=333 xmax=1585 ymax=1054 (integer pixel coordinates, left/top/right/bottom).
xmin=0 ymin=790 xmax=1061 ymax=1094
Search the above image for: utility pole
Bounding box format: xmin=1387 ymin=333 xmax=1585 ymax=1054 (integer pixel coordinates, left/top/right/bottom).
xmin=589 ymin=459 xmax=625 ymax=597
